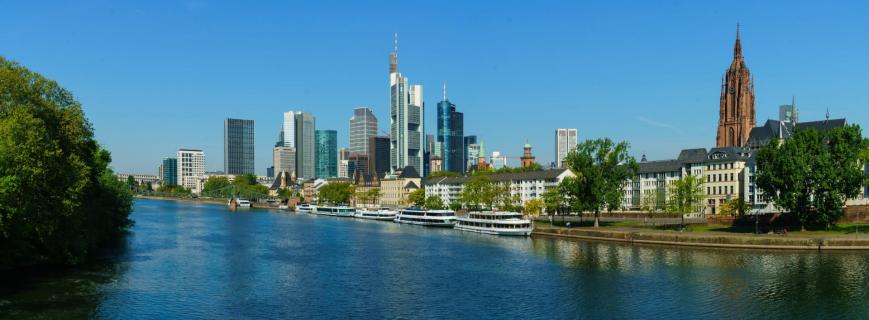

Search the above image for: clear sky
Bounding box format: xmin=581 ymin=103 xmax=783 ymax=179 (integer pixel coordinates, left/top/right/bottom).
xmin=2 ymin=1 xmax=867 ymax=175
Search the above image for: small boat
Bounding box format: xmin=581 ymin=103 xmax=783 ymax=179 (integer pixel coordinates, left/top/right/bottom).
xmin=296 ymin=203 xmax=316 ymax=213
xmin=355 ymin=207 xmax=398 ymax=221
xmin=315 ymin=205 xmax=356 ymax=217
xmin=227 ymin=198 xmax=252 ymax=208
xmin=454 ymin=211 xmax=533 ymax=236
xmin=394 ymin=208 xmax=456 ymax=227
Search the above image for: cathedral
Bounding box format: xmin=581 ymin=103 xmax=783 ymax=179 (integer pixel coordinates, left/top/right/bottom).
xmin=716 ymin=25 xmax=756 ymax=147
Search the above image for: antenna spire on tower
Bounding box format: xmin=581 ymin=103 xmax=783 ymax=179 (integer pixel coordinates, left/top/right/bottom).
xmin=394 ymin=33 xmax=398 ymax=57
xmin=443 ymin=81 xmax=447 ymax=101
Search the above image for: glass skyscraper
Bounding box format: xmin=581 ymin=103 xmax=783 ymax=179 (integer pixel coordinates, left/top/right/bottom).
xmin=463 ymin=135 xmax=477 ymax=173
xmin=389 ymin=34 xmax=424 ymax=173
xmin=224 ymin=118 xmax=255 ymax=175
xmin=349 ymin=107 xmax=377 ymax=155
xmin=315 ymin=130 xmax=337 ymax=178
xmin=437 ymin=93 xmax=463 ymax=173
xmin=161 ymin=157 xmax=177 ymax=186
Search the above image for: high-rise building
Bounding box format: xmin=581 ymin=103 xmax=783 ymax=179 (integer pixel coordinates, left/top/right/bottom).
xmin=463 ymin=135 xmax=477 ymax=172
xmin=273 ymin=146 xmax=296 ymax=178
xmin=177 ymin=149 xmax=205 ymax=193
xmin=424 ymin=133 xmax=435 ymax=177
xmin=779 ymin=97 xmax=799 ymax=125
xmin=315 ymin=130 xmax=338 ymax=178
xmin=337 ymin=147 xmax=351 ymax=178
xmin=349 ymin=154 xmax=369 ymax=178
xmin=716 ymin=25 xmax=756 ymax=148
xmin=349 ymin=107 xmax=377 ymax=155
xmin=224 ymin=118 xmax=255 ymax=175
xmin=466 ymin=143 xmax=480 ymax=172
xmin=368 ymin=136 xmax=391 ymax=177
xmin=437 ymin=83 xmax=464 ymax=174
xmin=161 ymin=157 xmax=178 ymax=186
xmin=266 ymin=166 xmax=274 ymax=179
xmin=555 ymin=128 xmax=578 ymax=168
xmin=389 ymin=34 xmax=424 ymax=174
xmin=277 ymin=111 xmax=315 ymax=179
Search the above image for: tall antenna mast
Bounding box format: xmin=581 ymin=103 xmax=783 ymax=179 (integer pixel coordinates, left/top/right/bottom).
xmin=443 ymin=81 xmax=447 ymax=101
xmin=394 ymin=33 xmax=398 ymax=59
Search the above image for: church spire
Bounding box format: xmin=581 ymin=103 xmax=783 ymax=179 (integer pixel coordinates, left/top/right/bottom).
xmin=734 ymin=23 xmax=742 ymax=60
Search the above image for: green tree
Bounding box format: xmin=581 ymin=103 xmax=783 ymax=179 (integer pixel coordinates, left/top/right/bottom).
xmin=523 ymin=198 xmax=544 ymax=216
xmin=202 ymin=176 xmax=231 ymax=194
xmin=542 ymin=187 xmax=567 ymax=216
xmin=562 ymin=138 xmax=639 ymax=227
xmin=127 ymin=175 xmax=137 ymax=191
xmin=424 ymin=195 xmax=445 ymax=210
xmin=757 ymin=126 xmax=868 ymax=229
xmin=407 ymin=188 xmax=426 ymax=207
xmin=460 ymin=173 xmax=498 ymax=210
xmin=719 ymin=197 xmax=750 ymax=216
xmin=666 ymin=175 xmax=705 ymax=214
xmin=366 ymin=188 xmax=382 ymax=206
xmin=0 ymin=56 xmax=132 ymax=269
xmin=318 ymin=182 xmax=354 ymax=204
xmin=428 ymin=171 xmax=462 ymax=178
xmin=639 ymin=190 xmax=660 ymax=214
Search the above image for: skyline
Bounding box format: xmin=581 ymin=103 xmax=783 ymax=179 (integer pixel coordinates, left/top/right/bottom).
xmin=2 ymin=1 xmax=868 ymax=175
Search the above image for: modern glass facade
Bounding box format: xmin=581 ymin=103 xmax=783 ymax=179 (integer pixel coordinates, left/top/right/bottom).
xmin=161 ymin=157 xmax=177 ymax=186
xmin=368 ymin=136 xmax=391 ymax=178
xmin=295 ymin=112 xmax=316 ymax=179
xmin=224 ymin=118 xmax=255 ymax=175
xmin=463 ymin=135 xmax=477 ymax=173
xmin=389 ymin=44 xmax=424 ymax=174
xmin=349 ymin=107 xmax=377 ymax=155
xmin=315 ymin=130 xmax=337 ymax=178
xmin=437 ymin=99 xmax=464 ymax=173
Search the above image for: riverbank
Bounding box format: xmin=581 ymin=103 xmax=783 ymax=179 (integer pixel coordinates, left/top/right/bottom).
xmin=532 ymin=225 xmax=869 ymax=250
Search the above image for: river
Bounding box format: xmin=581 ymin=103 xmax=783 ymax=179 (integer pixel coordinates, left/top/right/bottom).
xmin=1 ymin=198 xmax=867 ymax=319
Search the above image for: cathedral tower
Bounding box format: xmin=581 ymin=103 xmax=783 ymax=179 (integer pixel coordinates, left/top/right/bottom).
xmin=716 ymin=25 xmax=756 ymax=147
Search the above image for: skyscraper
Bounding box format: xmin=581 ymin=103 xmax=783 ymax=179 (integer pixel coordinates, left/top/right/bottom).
xmin=294 ymin=112 xmax=316 ymax=179
xmin=463 ymin=135 xmax=477 ymax=173
xmin=337 ymin=147 xmax=351 ymax=178
xmin=315 ymin=130 xmax=338 ymax=178
xmin=177 ymin=149 xmax=204 ymax=193
xmin=273 ymin=146 xmax=296 ymax=177
xmin=437 ymin=83 xmax=464 ymax=173
xmin=389 ymin=34 xmax=424 ymax=174
xmin=349 ymin=107 xmax=377 ymax=155
xmin=224 ymin=118 xmax=255 ymax=175
xmin=779 ymin=97 xmax=799 ymax=125
xmin=161 ymin=157 xmax=177 ymax=186
xmin=716 ymin=25 xmax=756 ymax=147
xmin=555 ymin=128 xmax=578 ymax=168
xmin=368 ymin=136 xmax=391 ymax=177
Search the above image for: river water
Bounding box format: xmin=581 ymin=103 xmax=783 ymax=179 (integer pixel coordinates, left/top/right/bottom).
xmin=1 ymin=198 xmax=867 ymax=319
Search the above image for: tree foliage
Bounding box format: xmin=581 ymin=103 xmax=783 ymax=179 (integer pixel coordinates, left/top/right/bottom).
xmin=561 ymin=138 xmax=638 ymax=227
xmin=424 ymin=195 xmax=445 ymax=210
xmin=428 ymin=171 xmax=462 ymax=178
xmin=666 ymin=174 xmax=705 ymax=214
xmin=757 ymin=125 xmax=868 ymax=229
xmin=0 ymin=56 xmax=133 ymax=269
xmin=317 ymin=182 xmax=354 ymax=205
xmin=523 ymin=198 xmax=544 ymax=216
xmin=494 ymin=163 xmax=544 ymax=174
xmin=407 ymin=188 xmax=426 ymax=207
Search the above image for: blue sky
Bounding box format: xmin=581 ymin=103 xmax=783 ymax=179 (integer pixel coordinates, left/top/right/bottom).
xmin=2 ymin=1 xmax=867 ymax=175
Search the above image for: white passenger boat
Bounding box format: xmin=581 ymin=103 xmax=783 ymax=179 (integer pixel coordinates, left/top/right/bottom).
xmin=454 ymin=211 xmax=533 ymax=236
xmin=354 ymin=207 xmax=398 ymax=221
xmin=296 ymin=203 xmax=316 ymax=213
xmin=315 ymin=206 xmax=356 ymax=217
xmin=394 ymin=208 xmax=456 ymax=227
xmin=227 ymin=198 xmax=251 ymax=208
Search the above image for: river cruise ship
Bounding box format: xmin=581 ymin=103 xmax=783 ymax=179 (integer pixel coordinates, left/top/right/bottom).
xmin=394 ymin=208 xmax=456 ymax=227
xmin=296 ymin=203 xmax=316 ymax=213
xmin=315 ymin=206 xmax=356 ymax=217
xmin=354 ymin=207 xmax=398 ymax=221
xmin=454 ymin=211 xmax=533 ymax=236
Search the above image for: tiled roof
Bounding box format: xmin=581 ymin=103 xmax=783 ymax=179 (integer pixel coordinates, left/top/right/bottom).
xmin=706 ymin=146 xmax=753 ymax=162
xmin=638 ymin=160 xmax=682 ymax=174
xmin=676 ymin=148 xmax=708 ymax=163
xmin=424 ymin=169 xmax=573 ymax=186
xmin=397 ymin=166 xmax=421 ymax=179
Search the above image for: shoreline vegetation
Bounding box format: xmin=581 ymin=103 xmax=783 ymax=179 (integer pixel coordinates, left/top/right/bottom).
xmin=0 ymin=57 xmax=133 ymax=271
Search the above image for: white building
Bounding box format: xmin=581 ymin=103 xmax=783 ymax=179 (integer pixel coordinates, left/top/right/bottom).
xmin=555 ymin=128 xmax=578 ymax=168
xmin=621 ymin=148 xmax=708 ymax=211
xmin=177 ymin=149 xmax=205 ymax=194
xmin=425 ymin=169 xmax=576 ymax=208
xmin=272 ymin=146 xmax=296 ymax=177
xmin=337 ymin=148 xmax=351 ymax=178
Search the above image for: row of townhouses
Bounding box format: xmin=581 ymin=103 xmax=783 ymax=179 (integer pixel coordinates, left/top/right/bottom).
xmin=425 ymin=169 xmax=576 ymax=208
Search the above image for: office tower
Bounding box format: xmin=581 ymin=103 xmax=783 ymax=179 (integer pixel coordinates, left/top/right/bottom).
xmin=349 ymin=107 xmax=377 ymax=155
xmin=161 ymin=157 xmax=178 ymax=186
xmin=349 ymin=154 xmax=369 ymax=178
xmin=266 ymin=166 xmax=274 ymax=179
xmin=389 ymin=34 xmax=424 ymax=174
xmin=716 ymin=25 xmax=756 ymax=147
xmin=273 ymin=146 xmax=296 ymax=178
xmin=368 ymin=136 xmax=391 ymax=177
xmin=466 ymin=143 xmax=480 ymax=172
xmin=177 ymin=149 xmax=205 ymax=193
xmin=437 ymin=83 xmax=464 ymax=173
xmin=338 ymin=147 xmax=351 ymax=178
xmin=491 ymin=151 xmax=507 ymax=169
xmin=280 ymin=111 xmax=296 ymax=148
xmin=224 ymin=118 xmax=255 ymax=175
xmin=555 ymin=128 xmax=578 ymax=168
xmin=779 ymin=97 xmax=799 ymax=125
xmin=294 ymin=112 xmax=316 ymax=179
xmin=315 ymin=130 xmax=338 ymax=178
xmin=463 ymin=135 xmax=477 ymax=172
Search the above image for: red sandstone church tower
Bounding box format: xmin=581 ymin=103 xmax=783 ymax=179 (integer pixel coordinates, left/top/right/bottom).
xmin=716 ymin=25 xmax=756 ymax=147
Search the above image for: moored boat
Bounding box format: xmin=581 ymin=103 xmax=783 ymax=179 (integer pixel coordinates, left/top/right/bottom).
xmin=296 ymin=203 xmax=316 ymax=213
xmin=354 ymin=207 xmax=397 ymax=221
xmin=316 ymin=205 xmax=356 ymax=217
xmin=454 ymin=211 xmax=532 ymax=236
xmin=394 ymin=208 xmax=456 ymax=227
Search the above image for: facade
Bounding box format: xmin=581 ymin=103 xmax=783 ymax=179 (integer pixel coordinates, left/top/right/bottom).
xmin=555 ymin=128 xmax=578 ymax=168
xmin=177 ymin=149 xmax=205 ymax=193
xmin=716 ymin=26 xmax=756 ymax=148
xmin=520 ymin=143 xmax=536 ymax=168
xmin=294 ymin=112 xmax=316 ymax=179
xmin=273 ymin=146 xmax=296 ymax=178
xmin=116 ymin=174 xmax=161 ymax=186
xmin=280 ymin=111 xmax=296 ymax=148
xmin=779 ymin=98 xmax=799 ymax=125
xmin=463 ymin=135 xmax=477 ymax=173
xmin=466 ymin=143 xmax=481 ymax=172
xmin=704 ymin=147 xmax=752 ymax=215
xmin=389 ymin=36 xmax=424 ymax=174
xmin=437 ymin=88 xmax=464 ymax=173
xmin=161 ymin=157 xmax=178 ymax=186
xmin=425 ymin=169 xmax=576 ymax=208
xmin=349 ymin=107 xmax=377 ymax=155
xmin=337 ymin=148 xmax=351 ymax=178
xmin=380 ymin=166 xmax=421 ymax=207
xmin=430 ymin=156 xmax=443 ymax=173
xmin=621 ymin=148 xmax=708 ymax=211
xmin=368 ymin=136 xmax=391 ymax=178
xmin=349 ymin=154 xmax=369 ymax=178
xmin=315 ymin=130 xmax=338 ymax=178
xmin=223 ymin=118 xmax=255 ymax=175
xmin=424 ymin=133 xmax=435 ymax=177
